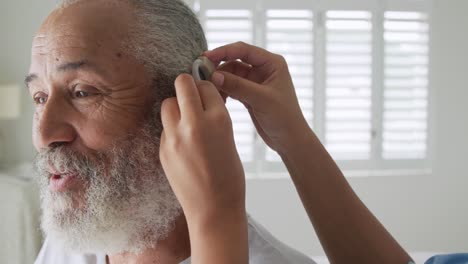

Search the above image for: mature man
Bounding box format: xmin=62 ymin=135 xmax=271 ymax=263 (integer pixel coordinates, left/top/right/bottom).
xmin=28 ymin=0 xmax=316 ymax=263
xmin=28 ymin=0 xmax=420 ymax=262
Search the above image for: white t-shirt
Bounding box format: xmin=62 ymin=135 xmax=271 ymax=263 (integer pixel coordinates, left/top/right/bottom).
xmin=35 ymin=215 xmax=317 ymax=264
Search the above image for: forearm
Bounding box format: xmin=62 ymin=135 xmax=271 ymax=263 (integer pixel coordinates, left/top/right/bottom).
xmin=279 ymin=128 xmax=412 ymax=264
xmin=187 ymin=209 xmax=249 ymax=264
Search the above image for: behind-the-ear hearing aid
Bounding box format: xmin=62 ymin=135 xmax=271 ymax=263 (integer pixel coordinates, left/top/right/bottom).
xmin=192 ymin=56 xmax=215 ymax=81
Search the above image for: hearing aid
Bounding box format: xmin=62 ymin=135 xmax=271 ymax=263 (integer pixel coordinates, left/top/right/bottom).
xmin=192 ymin=56 xmax=215 ymax=81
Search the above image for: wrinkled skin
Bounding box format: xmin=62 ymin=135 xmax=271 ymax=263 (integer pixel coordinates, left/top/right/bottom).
xmin=28 ymin=0 xmax=154 ymax=157
xmin=28 ymin=1 xmax=191 ymax=263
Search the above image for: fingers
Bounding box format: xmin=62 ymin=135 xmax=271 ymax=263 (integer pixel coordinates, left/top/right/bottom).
xmin=203 ymin=41 xmax=276 ymax=67
xmin=195 ymin=80 xmax=226 ymax=112
xmin=161 ymin=97 xmax=180 ymax=131
xmin=216 ymin=61 xmax=253 ymax=104
xmin=174 ymin=74 xmax=203 ymax=119
xmin=220 ymin=90 xmax=228 ymax=104
xmin=217 ymin=60 xmax=267 ymax=87
xmin=172 ymin=73 xmax=226 ymax=121
xmin=217 ymin=60 xmax=253 ymax=79
xmin=211 ymin=70 xmax=265 ymax=106
xmin=160 ymin=130 xmax=167 ymax=149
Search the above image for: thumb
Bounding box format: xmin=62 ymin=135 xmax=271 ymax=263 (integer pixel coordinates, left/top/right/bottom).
xmin=211 ymin=71 xmax=264 ymax=106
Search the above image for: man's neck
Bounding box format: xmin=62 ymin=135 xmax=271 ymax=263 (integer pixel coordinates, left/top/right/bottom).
xmin=108 ymin=215 xmax=191 ymax=264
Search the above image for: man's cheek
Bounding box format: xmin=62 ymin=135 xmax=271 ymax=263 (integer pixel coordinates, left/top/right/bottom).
xmin=32 ymin=113 xmax=42 ymax=151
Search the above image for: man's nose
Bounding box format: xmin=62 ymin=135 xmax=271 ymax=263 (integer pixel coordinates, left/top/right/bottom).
xmin=34 ymin=96 xmax=76 ymax=149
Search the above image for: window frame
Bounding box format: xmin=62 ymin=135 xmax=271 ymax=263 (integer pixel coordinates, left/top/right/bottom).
xmin=193 ymin=0 xmax=434 ymax=178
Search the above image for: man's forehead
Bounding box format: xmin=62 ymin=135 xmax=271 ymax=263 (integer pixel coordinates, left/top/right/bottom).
xmin=29 ymin=32 xmax=120 ymax=85
xmin=27 ymin=1 xmax=146 ymax=85
xmin=32 ymin=33 xmax=102 ymax=55
xmin=34 ymin=0 xmax=133 ymax=51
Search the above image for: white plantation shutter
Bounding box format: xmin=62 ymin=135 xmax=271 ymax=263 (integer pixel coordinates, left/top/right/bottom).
xmin=265 ymin=9 xmax=314 ymax=162
xmin=203 ymin=9 xmax=256 ymax=162
xmin=325 ymin=11 xmax=373 ymax=160
xmin=383 ymin=11 xmax=429 ymax=159
xmin=196 ymin=0 xmax=432 ymax=176
xmin=204 ymin=9 xmax=253 ymax=50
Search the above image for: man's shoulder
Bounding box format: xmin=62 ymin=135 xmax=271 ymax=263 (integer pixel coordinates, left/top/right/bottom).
xmin=34 ymin=238 xmax=107 ymax=264
xmin=245 ymin=215 xmax=317 ymax=264
xmin=35 ymin=216 xmax=316 ymax=264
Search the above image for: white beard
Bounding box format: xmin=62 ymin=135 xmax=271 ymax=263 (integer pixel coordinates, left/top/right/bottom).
xmin=33 ymin=114 xmax=182 ymax=254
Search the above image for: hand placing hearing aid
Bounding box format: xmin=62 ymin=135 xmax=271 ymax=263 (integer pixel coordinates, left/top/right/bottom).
xmin=191 ymin=56 xmax=228 ymax=103
xmin=192 ymin=56 xmax=215 ymax=81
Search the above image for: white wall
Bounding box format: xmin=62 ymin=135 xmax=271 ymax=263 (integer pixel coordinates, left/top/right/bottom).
xmin=0 ymin=0 xmax=467 ymax=258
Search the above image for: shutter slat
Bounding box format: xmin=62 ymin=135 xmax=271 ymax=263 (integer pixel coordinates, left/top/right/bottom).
xmin=204 ymin=10 xmax=255 ymax=162
xmin=265 ymin=9 xmax=314 ymax=161
xmin=384 ymin=10 xmax=429 ymax=161
xmin=325 ymin=11 xmax=373 ymax=160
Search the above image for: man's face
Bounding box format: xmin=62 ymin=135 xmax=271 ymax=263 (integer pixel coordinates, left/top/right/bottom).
xmin=28 ymin=1 xmax=153 ymax=156
xmin=28 ymin=1 xmax=181 ymax=254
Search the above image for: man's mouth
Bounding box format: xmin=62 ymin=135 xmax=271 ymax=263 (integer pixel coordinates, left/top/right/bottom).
xmin=49 ymin=173 xmax=79 ymax=192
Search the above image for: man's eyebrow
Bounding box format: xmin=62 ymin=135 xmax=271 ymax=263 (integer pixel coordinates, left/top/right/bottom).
xmin=25 ymin=60 xmax=107 ymax=89
xmin=57 ymin=60 xmax=90 ymax=72
xmin=25 ymin=73 xmax=38 ymax=89
xmin=57 ymin=59 xmax=107 ymax=77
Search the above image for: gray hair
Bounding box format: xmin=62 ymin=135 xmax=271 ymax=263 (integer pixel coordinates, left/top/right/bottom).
xmin=61 ymin=0 xmax=208 ymax=101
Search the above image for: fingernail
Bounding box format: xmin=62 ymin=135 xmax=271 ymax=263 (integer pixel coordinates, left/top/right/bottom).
xmin=211 ymin=71 xmax=224 ymax=87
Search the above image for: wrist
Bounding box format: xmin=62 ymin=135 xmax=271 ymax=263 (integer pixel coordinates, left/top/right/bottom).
xmin=186 ymin=206 xmax=247 ymax=232
xmin=276 ymin=122 xmax=317 ymax=157
xmin=187 ymin=207 xmax=249 ymax=264
xmin=186 ymin=207 xmax=248 ymax=248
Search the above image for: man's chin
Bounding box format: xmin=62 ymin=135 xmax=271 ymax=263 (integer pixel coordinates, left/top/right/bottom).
xmin=41 ymin=205 xmax=131 ymax=254
xmin=44 ymin=220 xmax=132 ymax=254
xmin=40 ymin=185 xmax=183 ymax=255
xmin=42 ymin=210 xmax=181 ymax=255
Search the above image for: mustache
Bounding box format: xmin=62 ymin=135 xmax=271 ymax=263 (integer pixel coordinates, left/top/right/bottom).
xmin=33 ymin=145 xmax=105 ymax=180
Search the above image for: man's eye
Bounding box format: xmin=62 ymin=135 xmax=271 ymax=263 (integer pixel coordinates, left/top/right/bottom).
xmin=75 ymin=91 xmax=89 ymax=98
xmin=33 ymin=94 xmax=48 ymax=105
